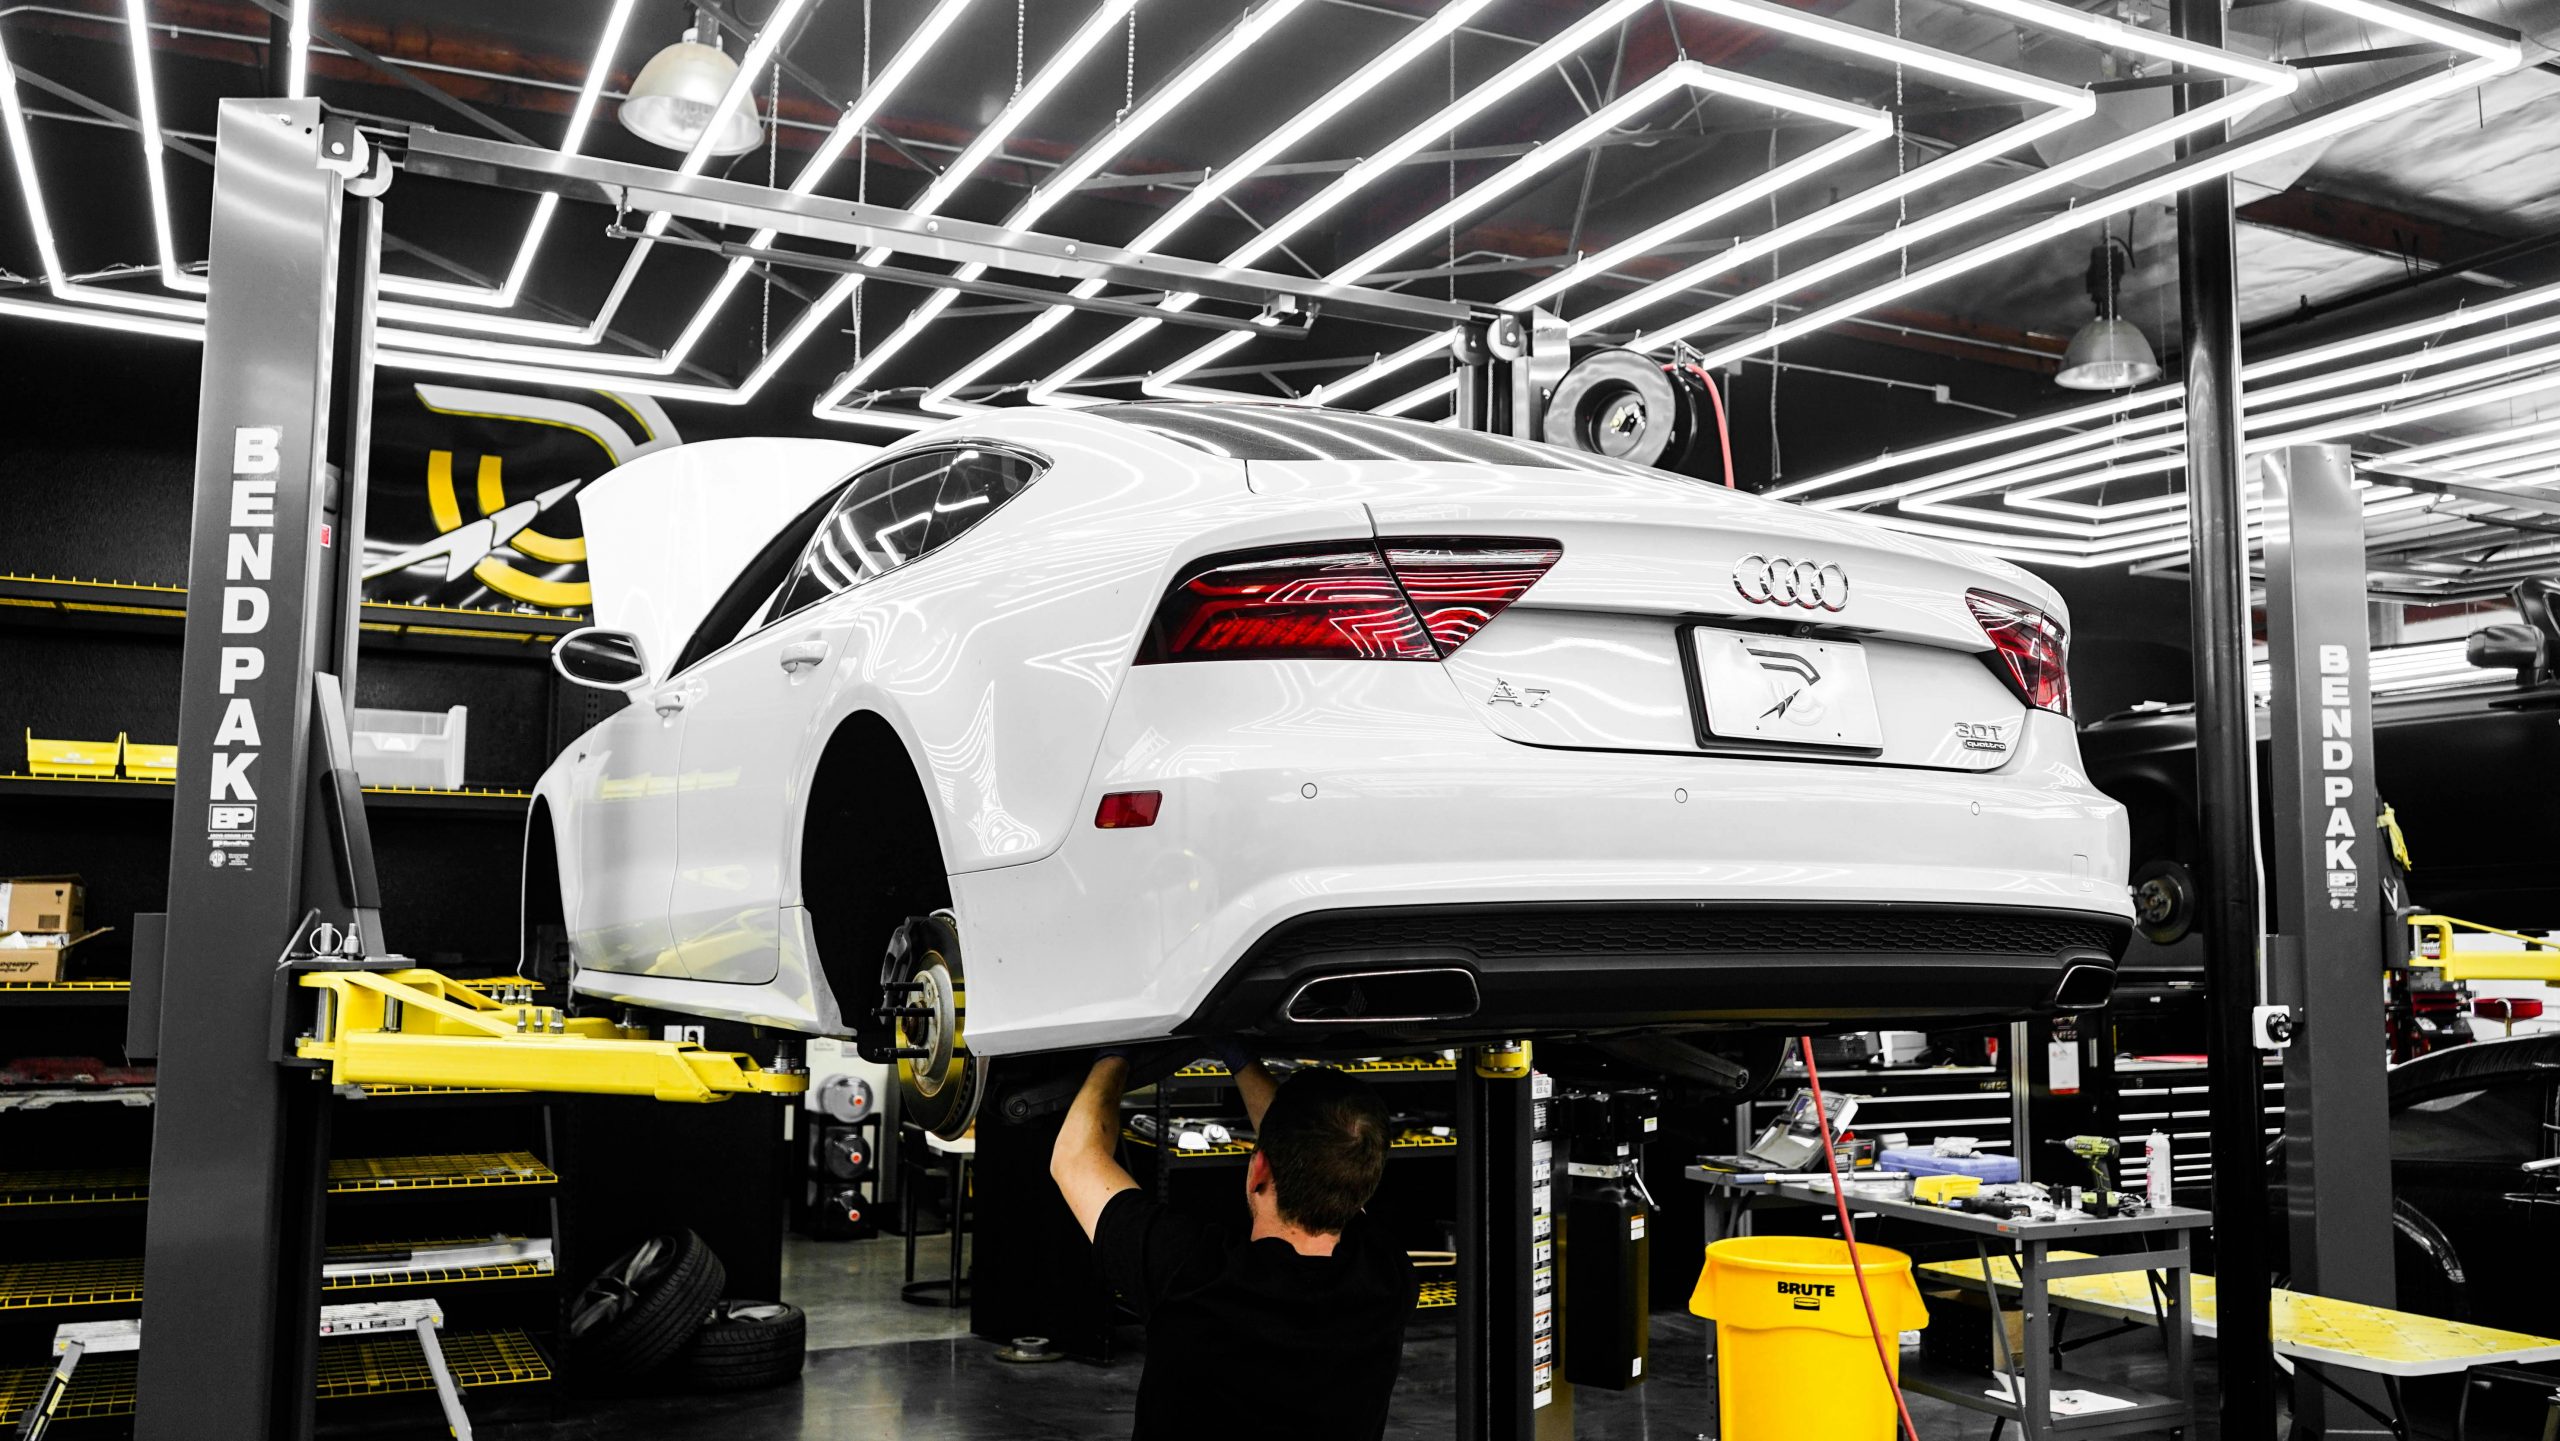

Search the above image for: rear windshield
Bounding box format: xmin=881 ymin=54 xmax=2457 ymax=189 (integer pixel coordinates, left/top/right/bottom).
xmin=1094 ymin=402 xmax=1662 ymax=478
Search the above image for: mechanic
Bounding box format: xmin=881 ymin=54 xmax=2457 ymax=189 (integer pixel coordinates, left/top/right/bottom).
xmin=1051 ymin=1045 xmax=1416 ymax=1440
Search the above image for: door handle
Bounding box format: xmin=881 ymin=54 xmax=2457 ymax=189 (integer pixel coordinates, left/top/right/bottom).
xmin=652 ymin=690 xmax=689 ymax=718
xmin=779 ymin=640 xmax=831 ymax=676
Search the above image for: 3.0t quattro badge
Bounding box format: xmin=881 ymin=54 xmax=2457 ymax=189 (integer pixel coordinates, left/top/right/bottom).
xmin=1733 ymin=554 xmax=1849 ymax=611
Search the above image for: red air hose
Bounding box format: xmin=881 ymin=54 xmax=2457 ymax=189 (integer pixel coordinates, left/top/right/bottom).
xmin=1802 ymin=1034 xmax=1922 ymax=1441
xmin=1679 ymin=362 xmax=1737 ymax=488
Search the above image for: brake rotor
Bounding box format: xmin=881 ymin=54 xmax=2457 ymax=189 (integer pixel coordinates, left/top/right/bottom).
xmin=880 ymin=914 xmax=985 ymax=1140
xmin=906 ymin=962 xmax=961 ymax=1098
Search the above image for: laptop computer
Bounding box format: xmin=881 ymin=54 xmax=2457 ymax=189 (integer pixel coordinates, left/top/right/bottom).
xmin=1692 ymin=1088 xmax=1860 ymax=1176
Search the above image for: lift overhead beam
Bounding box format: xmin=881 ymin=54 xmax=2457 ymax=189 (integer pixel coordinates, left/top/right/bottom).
xmin=397 ymin=129 xmax=1480 ymax=334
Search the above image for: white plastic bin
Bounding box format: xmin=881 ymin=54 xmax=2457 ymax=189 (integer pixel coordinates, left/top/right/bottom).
xmin=350 ymin=705 xmax=469 ymax=790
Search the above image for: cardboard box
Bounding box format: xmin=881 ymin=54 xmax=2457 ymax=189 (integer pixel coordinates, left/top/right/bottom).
xmin=0 ymin=876 xmax=83 ymax=936
xmin=0 ymin=929 xmax=107 ymax=983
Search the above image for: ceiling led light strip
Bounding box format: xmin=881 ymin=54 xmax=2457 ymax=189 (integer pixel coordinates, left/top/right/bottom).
xmin=1311 ymin=0 xmax=2289 ymax=410
xmin=1781 ymin=279 xmax=2560 ymax=506
xmin=286 ymin=0 xmax=311 ymax=99
xmin=1011 ymin=0 xmax=1655 ymax=412
xmin=1670 ymin=31 xmax=2514 ymax=379
xmin=1308 ymin=1 xmax=2101 ymax=407
xmin=996 ymin=0 xmax=1494 ymax=411
xmin=1148 ymin=83 xmax=1885 ymax=405
xmin=1136 ymin=62 xmax=1894 ymax=404
xmin=1873 ymin=342 xmax=2560 ymax=529
xmin=395 ymin=0 xmax=969 ymax=365
xmin=796 ymin=0 xmax=1144 ymax=425
xmin=819 ymin=0 xmax=1311 ymax=418
xmin=358 ymin=0 xmax=817 ymax=370
xmin=123 ymin=0 xmax=198 ymax=294
xmin=290 ymin=0 xmax=954 ymax=389
xmin=0 ymin=22 xmax=204 ymax=326
xmin=361 ymin=0 xmax=1060 ymax=410
xmin=378 ymin=0 xmax=643 ymax=319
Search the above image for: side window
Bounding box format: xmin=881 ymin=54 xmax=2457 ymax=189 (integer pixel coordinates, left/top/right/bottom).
xmin=771 ymin=446 xmax=1043 ymax=620
xmin=920 ymin=447 xmax=1042 ymax=554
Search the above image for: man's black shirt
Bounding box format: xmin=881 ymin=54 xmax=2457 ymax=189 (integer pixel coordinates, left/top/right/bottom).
xmin=1097 ymin=1188 xmax=1414 ymax=1440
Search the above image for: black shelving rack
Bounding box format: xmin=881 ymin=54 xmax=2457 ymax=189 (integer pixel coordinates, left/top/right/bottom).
xmin=0 ymin=570 xmax=588 ymax=1431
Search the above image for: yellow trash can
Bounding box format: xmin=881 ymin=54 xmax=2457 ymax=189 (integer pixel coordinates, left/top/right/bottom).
xmin=1690 ymin=1235 xmax=1929 ymax=1441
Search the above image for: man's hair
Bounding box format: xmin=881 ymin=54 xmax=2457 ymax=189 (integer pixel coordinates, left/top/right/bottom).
xmin=1255 ymin=1068 xmax=1390 ymax=1234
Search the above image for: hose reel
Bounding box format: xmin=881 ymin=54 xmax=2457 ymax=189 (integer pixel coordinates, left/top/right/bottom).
xmin=1542 ymin=347 xmax=1731 ymax=485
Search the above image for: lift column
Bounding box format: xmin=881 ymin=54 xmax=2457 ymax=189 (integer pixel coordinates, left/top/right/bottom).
xmin=133 ymin=97 xmax=385 ymax=1441
xmin=1456 ymin=1043 xmax=1571 ymax=1440
xmin=2264 ymin=441 xmax=2397 ymax=1438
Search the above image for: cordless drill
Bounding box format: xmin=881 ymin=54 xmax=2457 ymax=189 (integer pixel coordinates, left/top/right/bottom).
xmin=2063 ymin=1135 xmax=2127 ymax=1216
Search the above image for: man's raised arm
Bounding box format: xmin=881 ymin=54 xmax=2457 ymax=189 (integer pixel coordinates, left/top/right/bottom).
xmin=1050 ymin=1055 xmax=1139 ymax=1241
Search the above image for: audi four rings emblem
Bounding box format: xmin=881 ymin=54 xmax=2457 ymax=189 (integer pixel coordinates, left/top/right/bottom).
xmin=1733 ymin=555 xmax=1849 ymax=610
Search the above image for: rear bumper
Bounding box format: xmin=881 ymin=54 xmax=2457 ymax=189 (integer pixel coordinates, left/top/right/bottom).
xmin=1185 ymin=900 xmax=2131 ymax=1041
xmin=949 ymin=662 xmax=2132 ymax=1055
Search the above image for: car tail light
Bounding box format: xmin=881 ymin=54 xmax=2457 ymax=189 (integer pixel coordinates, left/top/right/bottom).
xmin=1094 ymin=790 xmax=1163 ymax=829
xmin=1967 ymin=589 xmax=2072 ymax=715
xmin=1381 ymin=542 xmax=1564 ymax=654
xmin=1138 ymin=539 xmax=1559 ymax=663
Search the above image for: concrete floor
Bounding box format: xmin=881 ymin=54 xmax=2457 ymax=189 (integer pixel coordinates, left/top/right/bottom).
xmin=473 ymin=1234 xmax=2552 ymax=1440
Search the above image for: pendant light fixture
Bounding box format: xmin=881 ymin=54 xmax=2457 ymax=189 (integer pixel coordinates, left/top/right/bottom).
xmin=620 ymin=6 xmax=764 ymax=156
xmin=2056 ymin=235 xmax=2162 ymax=391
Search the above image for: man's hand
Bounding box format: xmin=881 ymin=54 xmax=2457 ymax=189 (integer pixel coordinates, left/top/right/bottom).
xmin=1051 ymin=1055 xmax=1139 ymax=1242
xmin=1216 ymin=1039 xmax=1279 ymax=1132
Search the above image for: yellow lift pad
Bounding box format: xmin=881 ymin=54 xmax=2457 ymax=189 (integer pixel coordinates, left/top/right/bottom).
xmin=2408 ymin=913 xmax=2560 ymax=982
xmin=297 ymin=970 xmax=806 ymax=1103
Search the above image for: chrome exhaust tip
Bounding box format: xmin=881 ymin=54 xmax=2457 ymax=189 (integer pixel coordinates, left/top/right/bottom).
xmin=2051 ymin=960 xmax=2117 ymax=1011
xmin=1281 ymin=967 xmax=1482 ymax=1025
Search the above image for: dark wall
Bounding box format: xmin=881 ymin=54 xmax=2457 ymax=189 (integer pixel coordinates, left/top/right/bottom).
xmin=2034 ymin=564 xmax=2200 ymax=719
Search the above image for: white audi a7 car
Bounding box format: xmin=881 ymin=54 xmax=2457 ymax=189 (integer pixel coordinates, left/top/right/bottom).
xmin=527 ymin=402 xmax=2129 ymax=1131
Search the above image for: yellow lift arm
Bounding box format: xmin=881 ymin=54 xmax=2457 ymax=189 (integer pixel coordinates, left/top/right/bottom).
xmin=2408 ymin=914 xmax=2560 ymax=983
xmin=295 ymin=970 xmax=806 ymax=1103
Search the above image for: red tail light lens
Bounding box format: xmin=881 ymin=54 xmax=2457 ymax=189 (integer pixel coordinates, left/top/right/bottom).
xmin=1381 ymin=543 xmax=1565 ymax=654
xmin=1967 ymin=589 xmax=2072 ymax=716
xmin=1138 ymin=546 xmax=1435 ymax=661
xmin=1138 ymin=538 xmax=1559 ymax=663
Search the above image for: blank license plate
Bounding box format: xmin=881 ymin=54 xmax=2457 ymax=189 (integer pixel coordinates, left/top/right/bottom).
xmin=1691 ymin=627 xmax=1884 ymax=750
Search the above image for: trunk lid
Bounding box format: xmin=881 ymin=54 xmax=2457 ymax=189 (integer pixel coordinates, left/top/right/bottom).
xmin=1248 ymin=460 xmax=2053 ymax=771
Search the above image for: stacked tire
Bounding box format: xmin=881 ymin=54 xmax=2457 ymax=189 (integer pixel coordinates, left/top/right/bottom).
xmin=565 ymin=1230 xmax=807 ymax=1392
xmin=681 ymin=1300 xmax=809 ymax=1391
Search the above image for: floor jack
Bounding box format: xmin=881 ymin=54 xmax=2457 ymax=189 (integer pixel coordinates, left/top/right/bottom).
xmin=13 ymin=1301 xmax=472 ymax=1441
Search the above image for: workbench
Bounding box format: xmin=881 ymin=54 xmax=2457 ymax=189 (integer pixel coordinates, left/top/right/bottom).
xmin=1685 ymin=1166 xmax=2212 ymax=1438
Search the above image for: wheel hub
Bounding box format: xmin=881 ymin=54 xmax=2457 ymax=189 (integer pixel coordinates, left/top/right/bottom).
xmin=902 ymin=960 xmax=961 ymax=1099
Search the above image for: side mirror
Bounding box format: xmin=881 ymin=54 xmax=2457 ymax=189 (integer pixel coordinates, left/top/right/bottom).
xmin=2465 ymin=622 xmax=2547 ymax=682
xmin=553 ymin=627 xmax=651 ymax=691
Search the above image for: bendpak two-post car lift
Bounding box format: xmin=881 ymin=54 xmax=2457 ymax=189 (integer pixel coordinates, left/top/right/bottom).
xmin=118 ymin=99 xmax=802 ymax=1441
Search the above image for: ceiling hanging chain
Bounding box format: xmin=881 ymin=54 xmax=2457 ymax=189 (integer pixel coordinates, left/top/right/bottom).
xmin=1118 ymin=5 xmax=1137 ymax=124
xmin=852 ymin=0 xmax=873 ymax=366
xmin=1015 ymin=0 xmax=1027 ymax=98
xmin=1894 ymin=0 xmax=1908 ymax=281
xmin=1767 ymin=127 xmax=1782 ymax=480
xmin=762 ymin=57 xmax=779 ymax=357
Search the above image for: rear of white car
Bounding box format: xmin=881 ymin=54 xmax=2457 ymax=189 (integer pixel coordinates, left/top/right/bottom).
xmin=945 ymin=405 xmax=2131 ymax=1056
